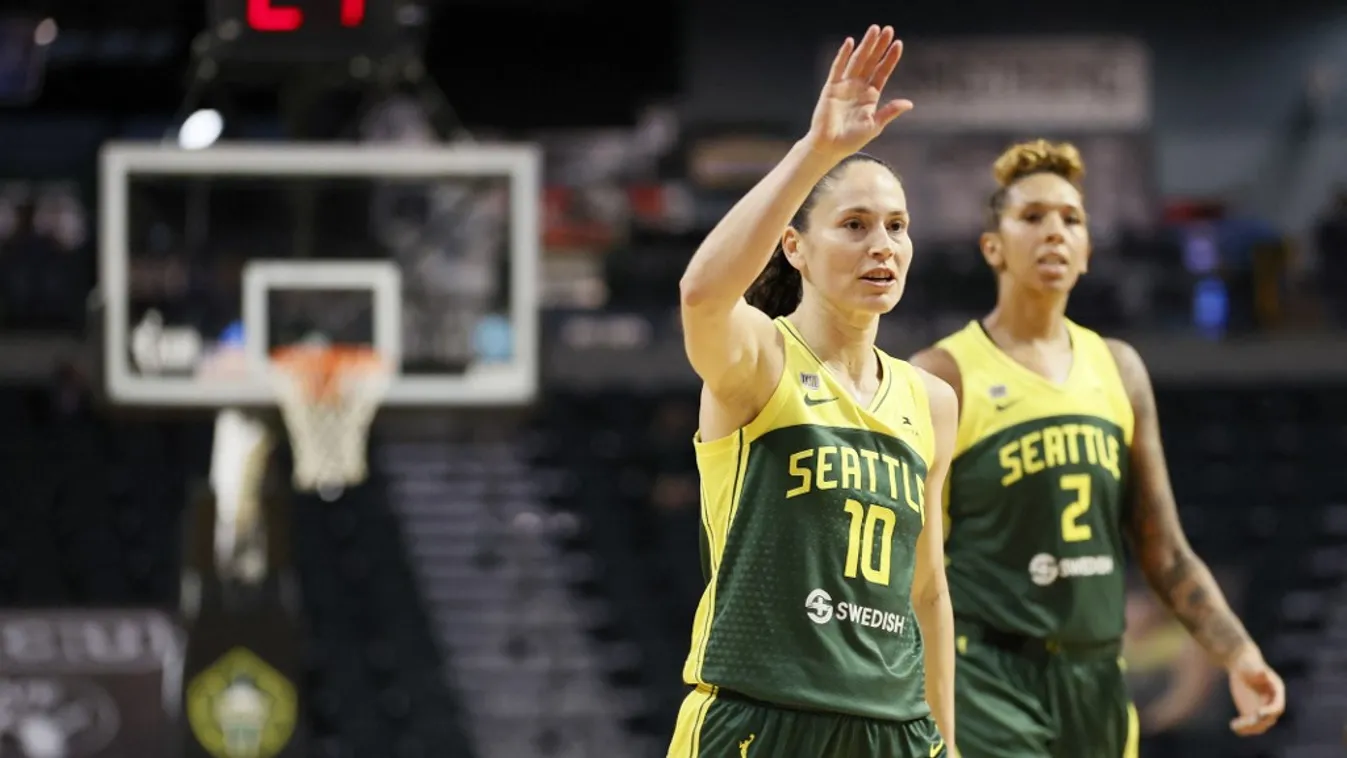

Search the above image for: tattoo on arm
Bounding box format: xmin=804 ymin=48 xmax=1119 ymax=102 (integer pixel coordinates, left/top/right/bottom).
xmin=1112 ymin=339 xmax=1253 ymax=665
xmin=1142 ymin=527 xmax=1250 ymax=663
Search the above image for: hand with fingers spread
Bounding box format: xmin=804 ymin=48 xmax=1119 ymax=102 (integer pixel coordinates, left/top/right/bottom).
xmin=806 ymin=25 xmax=914 ymax=160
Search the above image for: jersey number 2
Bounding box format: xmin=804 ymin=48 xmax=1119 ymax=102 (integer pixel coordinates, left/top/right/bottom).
xmin=1060 ymin=474 xmax=1092 ymax=542
xmin=843 ymin=499 xmax=895 ymax=586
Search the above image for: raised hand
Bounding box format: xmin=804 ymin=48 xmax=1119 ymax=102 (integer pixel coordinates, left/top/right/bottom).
xmin=806 ymin=25 xmax=913 ymax=160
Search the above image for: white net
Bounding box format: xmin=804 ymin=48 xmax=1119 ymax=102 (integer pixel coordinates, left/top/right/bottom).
xmin=270 ymin=347 xmax=391 ymax=498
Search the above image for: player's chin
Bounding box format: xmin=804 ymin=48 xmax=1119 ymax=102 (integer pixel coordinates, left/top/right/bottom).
xmin=852 ymin=283 xmax=906 ymax=313
xmin=1027 ymin=269 xmax=1081 ymax=293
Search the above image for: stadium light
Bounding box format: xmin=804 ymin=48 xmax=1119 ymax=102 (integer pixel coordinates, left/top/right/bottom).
xmin=178 ymin=109 xmax=224 ymax=150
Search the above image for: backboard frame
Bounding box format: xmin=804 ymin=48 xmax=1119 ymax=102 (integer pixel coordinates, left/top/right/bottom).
xmin=99 ymin=141 xmax=542 ymax=408
xmin=242 ymin=259 xmax=404 ymax=383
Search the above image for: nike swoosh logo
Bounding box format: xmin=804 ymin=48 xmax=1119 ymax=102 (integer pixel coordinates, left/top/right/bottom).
xmin=804 ymin=396 xmax=838 ymax=407
xmin=994 ymin=399 xmax=1021 ymax=412
xmin=930 ymin=740 xmax=945 ymax=757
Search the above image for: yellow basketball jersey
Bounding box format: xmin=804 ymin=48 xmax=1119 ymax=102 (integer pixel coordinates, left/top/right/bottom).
xmin=684 ymin=316 xmax=936 ymax=721
xmin=936 ymin=319 xmax=1134 ymax=641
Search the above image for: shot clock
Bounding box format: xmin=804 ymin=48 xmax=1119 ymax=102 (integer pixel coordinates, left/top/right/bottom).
xmin=208 ymin=0 xmax=412 ymax=64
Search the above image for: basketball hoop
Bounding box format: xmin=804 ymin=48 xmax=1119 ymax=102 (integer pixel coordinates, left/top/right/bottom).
xmin=270 ymin=345 xmax=391 ymax=497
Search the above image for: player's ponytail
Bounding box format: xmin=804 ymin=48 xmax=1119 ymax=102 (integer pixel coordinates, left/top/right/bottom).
xmin=743 ymin=152 xmax=898 ymax=319
xmin=745 ymin=245 xmax=803 ymax=318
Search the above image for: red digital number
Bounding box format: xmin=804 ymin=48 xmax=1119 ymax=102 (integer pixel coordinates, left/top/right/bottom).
xmin=247 ymin=0 xmax=303 ymax=31
xmin=340 ymin=0 xmax=366 ymax=27
xmin=246 ymin=0 xmax=366 ymax=32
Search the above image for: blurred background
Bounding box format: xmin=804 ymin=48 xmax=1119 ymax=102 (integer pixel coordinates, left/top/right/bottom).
xmin=0 ymin=0 xmax=1346 ymax=757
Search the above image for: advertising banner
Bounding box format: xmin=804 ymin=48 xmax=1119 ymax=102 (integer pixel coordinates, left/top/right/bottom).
xmin=0 ymin=609 xmax=184 ymax=758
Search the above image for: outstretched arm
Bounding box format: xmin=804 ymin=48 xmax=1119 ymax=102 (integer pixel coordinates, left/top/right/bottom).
xmin=912 ymin=371 xmax=958 ymax=749
xmin=1108 ymin=339 xmax=1285 ymax=736
xmin=680 ymin=25 xmax=910 ymax=405
xmin=678 ymin=140 xmax=833 ymax=402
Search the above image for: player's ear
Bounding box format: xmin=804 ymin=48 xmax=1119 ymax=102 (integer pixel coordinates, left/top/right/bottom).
xmin=979 ymin=231 xmax=1005 ymax=271
xmin=782 ymin=227 xmax=806 ymax=270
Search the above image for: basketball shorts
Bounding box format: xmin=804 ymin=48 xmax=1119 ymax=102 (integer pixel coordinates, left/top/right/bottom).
xmin=953 ymin=617 xmax=1139 ymax=758
xmin=667 ymin=684 xmax=949 ymax=758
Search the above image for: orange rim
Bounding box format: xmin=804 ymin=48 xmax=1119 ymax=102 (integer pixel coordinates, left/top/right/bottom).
xmin=271 ymin=345 xmax=386 ymax=404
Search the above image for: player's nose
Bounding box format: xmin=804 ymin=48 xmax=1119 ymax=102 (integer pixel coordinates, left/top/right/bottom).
xmin=866 ymin=230 xmax=895 ymax=259
xmin=1041 ymin=212 xmax=1067 ymax=244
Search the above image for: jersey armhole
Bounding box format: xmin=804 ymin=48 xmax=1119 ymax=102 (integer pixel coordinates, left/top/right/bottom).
xmin=1091 ymin=333 xmax=1137 ymax=448
xmin=898 ymin=360 xmax=937 ymax=466
xmin=934 ymin=338 xmax=981 ymax=460
xmin=693 ymin=334 xmax=794 ymax=457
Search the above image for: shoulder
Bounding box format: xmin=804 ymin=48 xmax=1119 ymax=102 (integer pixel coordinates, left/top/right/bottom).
xmin=910 ymin=364 xmax=958 ymax=443
xmin=911 ymin=364 xmax=957 ymax=411
xmin=696 ymin=315 xmax=789 ymax=441
xmin=1071 ymin=320 xmax=1139 ymax=379
xmin=1102 ymin=336 xmax=1141 ymax=365
xmin=1103 ymin=337 xmax=1156 ymax=412
xmin=909 ymin=346 xmax=963 ymax=406
xmin=1102 ymin=338 xmax=1150 ymax=390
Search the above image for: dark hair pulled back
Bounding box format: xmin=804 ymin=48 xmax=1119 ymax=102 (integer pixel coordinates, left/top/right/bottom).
xmin=744 ymin=152 xmax=899 ymax=318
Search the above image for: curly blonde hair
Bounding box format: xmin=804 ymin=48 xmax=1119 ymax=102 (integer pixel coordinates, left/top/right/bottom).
xmin=985 ymin=139 xmax=1086 ymax=230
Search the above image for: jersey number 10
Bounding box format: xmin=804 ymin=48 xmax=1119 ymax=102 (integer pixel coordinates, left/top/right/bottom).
xmin=842 ymin=499 xmax=896 ymax=586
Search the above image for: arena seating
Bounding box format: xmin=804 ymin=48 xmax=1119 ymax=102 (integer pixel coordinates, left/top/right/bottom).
xmin=0 ymin=387 xmax=473 ymax=758
xmin=290 ymin=466 xmax=476 ymax=758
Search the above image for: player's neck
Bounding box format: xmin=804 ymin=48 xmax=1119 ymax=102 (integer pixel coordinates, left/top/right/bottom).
xmin=789 ymin=298 xmax=879 ymax=385
xmin=985 ymin=289 xmax=1070 ymax=345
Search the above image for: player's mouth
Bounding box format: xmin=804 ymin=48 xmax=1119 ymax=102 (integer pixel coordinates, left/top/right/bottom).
xmin=860 ymin=269 xmax=897 ymax=288
xmin=1035 ymin=251 xmax=1071 ymax=277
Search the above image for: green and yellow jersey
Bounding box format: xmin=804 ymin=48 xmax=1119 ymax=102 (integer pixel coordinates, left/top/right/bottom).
xmin=683 ymin=316 xmax=936 ymax=722
xmin=937 ymin=320 xmax=1134 ymax=643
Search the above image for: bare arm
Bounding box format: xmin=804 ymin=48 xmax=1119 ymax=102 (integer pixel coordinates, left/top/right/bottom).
xmin=908 ymin=348 xmax=963 ymax=411
xmin=1108 ymin=338 xmax=1284 ymax=735
xmin=910 ymin=347 xmax=962 ymax=537
xmin=1108 ymin=339 xmax=1250 ymax=664
xmin=678 ymin=141 xmax=835 ymax=400
xmin=911 ymin=370 xmax=958 ymax=749
xmin=680 ymin=26 xmax=910 ymax=410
